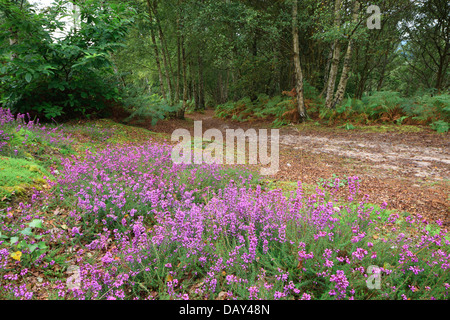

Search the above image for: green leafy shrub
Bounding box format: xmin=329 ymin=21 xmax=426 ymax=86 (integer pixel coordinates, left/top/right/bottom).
xmin=216 ymin=82 xmax=320 ymax=126
xmin=430 ymin=120 xmax=449 ymax=133
xmin=122 ymin=89 xmax=182 ymax=126
xmin=403 ymin=94 xmax=450 ymax=123
xmin=2 ymin=219 xmax=48 ymax=266
xmin=216 ymin=95 xmax=295 ymax=126
xmin=360 ymin=91 xmax=407 ymax=121
xmin=318 ymin=92 xmax=449 ymax=132
xmin=0 ymin=0 xmax=134 ymax=120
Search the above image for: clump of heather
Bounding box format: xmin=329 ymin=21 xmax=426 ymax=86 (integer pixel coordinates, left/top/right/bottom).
xmin=43 ymin=142 xmax=449 ymax=300
xmin=0 ymin=108 xmax=73 ymax=158
xmin=0 ymin=108 xmax=15 ymax=152
xmin=0 ymin=110 xmax=449 ymax=300
xmin=53 ymin=143 xmax=259 ymax=235
xmin=63 ymin=122 xmax=116 ymax=143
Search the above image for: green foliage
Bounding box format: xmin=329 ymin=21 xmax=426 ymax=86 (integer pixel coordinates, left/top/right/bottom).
xmin=0 ymin=217 xmax=48 ymax=266
xmin=318 ymin=92 xmax=450 ymax=132
xmin=359 ymin=91 xmax=407 ymax=120
xmin=122 ymin=89 xmax=183 ymax=125
xmin=0 ymin=0 xmax=134 ymax=120
xmin=430 ymin=120 xmax=449 ymax=133
xmin=63 ymin=121 xmax=115 ymax=143
xmin=343 ymin=123 xmax=355 ymax=130
xmin=0 ymin=118 xmax=73 ymax=182
xmin=318 ymin=174 xmax=348 ymax=188
xmin=404 ymin=94 xmax=450 ymax=122
xmin=216 ymin=94 xmax=296 ymax=126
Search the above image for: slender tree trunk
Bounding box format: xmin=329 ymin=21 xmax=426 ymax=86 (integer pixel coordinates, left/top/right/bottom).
xmin=190 ymin=60 xmax=199 ymax=109
xmin=377 ymin=54 xmax=389 ymax=91
xmin=188 ymin=77 xmax=192 ymax=101
xmin=331 ymin=1 xmax=360 ymax=108
xmin=292 ymin=0 xmax=307 ymax=121
xmin=320 ymin=43 xmax=334 ymax=98
xmin=152 ymin=1 xmax=174 ymax=101
xmin=224 ymin=70 xmax=229 ymax=102
xmin=232 ymin=46 xmax=239 ymax=102
xmin=250 ymin=33 xmax=258 ymax=102
xmin=159 ymin=37 xmax=172 ymax=101
xmin=198 ymin=54 xmax=205 ymax=109
xmin=176 ymin=30 xmax=181 ymax=102
xmin=325 ymin=0 xmax=342 ymax=108
xmin=179 ymin=29 xmax=187 ymax=119
xmin=435 ymin=49 xmax=447 ymax=93
xmin=217 ymin=73 xmax=223 ymax=105
xmin=8 ymin=0 xmax=22 ymax=61
xmin=146 ymin=0 xmax=166 ymax=100
xmin=356 ymin=75 xmax=367 ymax=99
xmin=272 ymin=44 xmax=281 ymax=95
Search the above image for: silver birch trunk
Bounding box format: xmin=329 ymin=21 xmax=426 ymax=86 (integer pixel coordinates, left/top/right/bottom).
xmin=292 ymin=0 xmax=307 ymax=121
xmin=147 ymin=0 xmax=166 ymax=100
xmin=325 ymin=0 xmax=342 ymax=108
xmin=331 ymin=1 xmax=360 ymax=108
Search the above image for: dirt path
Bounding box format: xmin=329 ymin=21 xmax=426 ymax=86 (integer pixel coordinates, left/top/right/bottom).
xmin=133 ymin=110 xmax=450 ymax=226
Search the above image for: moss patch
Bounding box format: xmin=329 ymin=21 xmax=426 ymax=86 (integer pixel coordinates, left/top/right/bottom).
xmin=354 ymin=124 xmax=426 ymax=133
xmin=292 ymin=122 xmax=427 ymax=134
xmin=0 ymin=157 xmax=53 ymax=199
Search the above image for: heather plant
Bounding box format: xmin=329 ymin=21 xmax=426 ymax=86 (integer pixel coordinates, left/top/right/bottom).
xmin=58 ymin=176 xmax=449 ymax=300
xmin=318 ymin=174 xmax=348 ymax=188
xmin=51 ymin=143 xmax=260 ymax=238
xmin=0 ymin=109 xmax=449 ymax=301
xmin=63 ymin=122 xmax=116 ymax=143
xmin=0 ymin=108 xmax=73 ymax=200
xmin=42 ymin=141 xmax=449 ymax=300
xmin=0 ymin=108 xmax=73 ymax=159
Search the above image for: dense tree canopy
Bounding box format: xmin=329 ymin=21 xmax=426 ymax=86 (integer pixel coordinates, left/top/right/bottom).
xmin=0 ymin=0 xmax=448 ymax=122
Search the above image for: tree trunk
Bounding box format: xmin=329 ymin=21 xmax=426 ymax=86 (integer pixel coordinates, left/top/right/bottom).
xmin=356 ymin=75 xmax=367 ymax=99
xmin=224 ymin=69 xmax=229 ymax=102
xmin=377 ymin=53 xmax=389 ymax=91
xmin=435 ymin=48 xmax=447 ymax=93
xmin=152 ymin=1 xmax=174 ymax=101
xmin=331 ymin=1 xmax=360 ymax=109
xmin=273 ymin=45 xmax=281 ymax=95
xmin=325 ymin=0 xmax=342 ymax=108
xmin=231 ymin=46 xmax=239 ymax=102
xmin=198 ymin=54 xmax=205 ymax=109
xmin=176 ymin=28 xmax=181 ymax=102
xmin=179 ymin=31 xmax=187 ymax=119
xmin=146 ymin=0 xmax=166 ymax=100
xmin=8 ymin=0 xmax=22 ymax=61
xmin=190 ymin=60 xmax=199 ymax=109
xmin=320 ymin=43 xmax=334 ymax=98
xmin=249 ymin=33 xmax=258 ymax=102
xmin=217 ymin=73 xmax=223 ymax=105
xmin=292 ymin=0 xmax=307 ymax=121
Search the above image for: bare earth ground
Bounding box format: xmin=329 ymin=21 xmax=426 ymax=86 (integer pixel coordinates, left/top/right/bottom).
xmin=129 ymin=109 xmax=450 ymax=226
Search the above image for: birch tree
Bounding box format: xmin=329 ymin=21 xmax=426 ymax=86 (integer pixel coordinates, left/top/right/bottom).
xmin=292 ymin=0 xmax=307 ymax=121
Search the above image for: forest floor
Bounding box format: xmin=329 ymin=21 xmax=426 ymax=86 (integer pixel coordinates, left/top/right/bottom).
xmin=130 ymin=109 xmax=450 ymax=227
